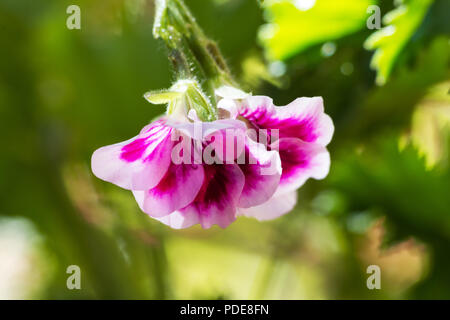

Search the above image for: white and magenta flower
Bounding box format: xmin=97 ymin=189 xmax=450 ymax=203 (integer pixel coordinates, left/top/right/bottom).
xmin=91 ymin=83 xmax=333 ymax=229
xmin=216 ymin=87 xmax=333 ymax=221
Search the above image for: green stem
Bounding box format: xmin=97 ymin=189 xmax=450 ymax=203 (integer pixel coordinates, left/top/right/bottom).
xmin=153 ymin=0 xmax=235 ymax=115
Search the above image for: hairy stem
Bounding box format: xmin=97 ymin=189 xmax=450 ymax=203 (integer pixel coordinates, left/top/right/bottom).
xmin=153 ymin=0 xmax=235 ymax=118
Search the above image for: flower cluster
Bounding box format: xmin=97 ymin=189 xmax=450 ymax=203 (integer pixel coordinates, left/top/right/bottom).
xmin=91 ymin=0 xmax=333 ymax=229
xmin=91 ymin=83 xmax=333 ymax=229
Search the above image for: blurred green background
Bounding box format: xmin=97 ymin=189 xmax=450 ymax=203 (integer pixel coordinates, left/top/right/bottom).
xmin=0 ymin=0 xmax=449 ymax=299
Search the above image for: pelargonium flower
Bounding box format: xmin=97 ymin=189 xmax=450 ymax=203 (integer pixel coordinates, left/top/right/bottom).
xmin=91 ymin=82 xmax=333 ymax=228
xmin=216 ymin=86 xmax=333 ymax=221
xmin=92 ymin=81 xmax=282 ymax=228
xmin=91 ymin=0 xmax=334 ymax=229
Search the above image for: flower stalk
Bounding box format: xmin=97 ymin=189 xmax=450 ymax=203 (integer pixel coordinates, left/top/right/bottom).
xmin=153 ymin=0 xmax=235 ymax=120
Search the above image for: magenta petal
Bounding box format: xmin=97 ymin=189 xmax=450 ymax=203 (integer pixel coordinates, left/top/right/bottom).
xmin=179 ymin=164 xmax=245 ymax=229
xmin=276 ymin=97 xmax=333 ymax=146
xmin=239 ymin=96 xmax=334 ymax=146
xmin=239 ymin=191 xmax=297 ymax=221
xmin=133 ymin=190 xmax=199 ymax=229
xmin=132 ymin=163 xmax=204 ymax=217
xmin=91 ymin=121 xmax=173 ymax=190
xmin=238 ymin=139 xmax=281 ymax=208
xmin=274 ymin=137 xmax=330 ymax=193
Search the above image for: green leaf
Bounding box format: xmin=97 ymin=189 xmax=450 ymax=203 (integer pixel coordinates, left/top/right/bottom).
xmin=259 ymin=0 xmax=374 ymax=61
xmin=364 ymin=0 xmax=434 ymax=85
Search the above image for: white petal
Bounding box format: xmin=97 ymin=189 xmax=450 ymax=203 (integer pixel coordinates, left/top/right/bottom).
xmin=238 ymin=191 xmax=298 ymax=221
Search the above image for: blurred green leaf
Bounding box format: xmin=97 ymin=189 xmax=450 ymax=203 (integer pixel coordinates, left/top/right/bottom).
xmin=260 ymin=0 xmax=374 ymax=61
xmin=364 ymin=0 xmax=434 ymax=85
xmin=410 ymin=81 xmax=450 ymax=168
xmin=344 ymin=36 xmax=449 ymax=140
xmin=331 ymin=138 xmax=450 ymax=243
xmin=330 ymin=137 xmax=450 ymax=298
